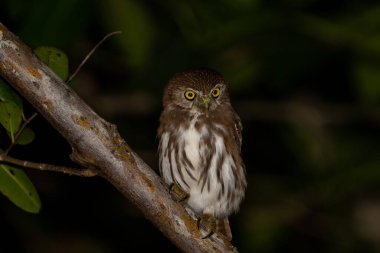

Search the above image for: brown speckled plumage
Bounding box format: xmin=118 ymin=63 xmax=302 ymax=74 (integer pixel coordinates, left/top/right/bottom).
xmin=158 ymin=68 xmax=246 ymax=238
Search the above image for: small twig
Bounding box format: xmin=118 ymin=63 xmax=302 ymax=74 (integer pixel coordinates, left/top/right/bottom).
xmin=5 ymin=112 xmax=38 ymax=155
xmin=0 ymin=154 xmax=97 ymax=177
xmin=67 ymin=31 xmax=122 ymax=83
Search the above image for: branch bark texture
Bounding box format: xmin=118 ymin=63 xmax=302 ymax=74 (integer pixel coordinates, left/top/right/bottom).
xmin=0 ymin=23 xmax=237 ymax=253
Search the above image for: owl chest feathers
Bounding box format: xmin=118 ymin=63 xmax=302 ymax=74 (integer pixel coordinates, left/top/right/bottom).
xmin=159 ymin=111 xmax=245 ymax=218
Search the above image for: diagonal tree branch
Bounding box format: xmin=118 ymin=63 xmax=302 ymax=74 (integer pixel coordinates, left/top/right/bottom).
xmin=0 ymin=23 xmax=238 ymax=252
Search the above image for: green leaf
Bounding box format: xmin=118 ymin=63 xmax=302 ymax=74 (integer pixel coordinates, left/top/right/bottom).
xmin=15 ymin=128 xmax=36 ymax=145
xmin=0 ymin=101 xmax=23 ymax=142
xmin=34 ymin=46 xmax=69 ymax=81
xmin=0 ymin=79 xmax=24 ymax=141
xmin=0 ymin=163 xmax=41 ymax=213
xmin=0 ymin=79 xmax=23 ymax=108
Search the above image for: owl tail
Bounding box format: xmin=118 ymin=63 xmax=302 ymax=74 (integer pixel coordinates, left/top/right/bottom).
xmin=216 ymin=218 xmax=232 ymax=241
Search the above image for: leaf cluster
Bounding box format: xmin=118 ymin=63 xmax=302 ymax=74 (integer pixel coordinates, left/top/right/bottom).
xmin=0 ymin=46 xmax=69 ymax=213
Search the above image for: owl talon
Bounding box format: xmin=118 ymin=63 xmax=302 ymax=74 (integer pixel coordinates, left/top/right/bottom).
xmin=197 ymin=214 xmax=216 ymax=239
xmin=169 ymin=183 xmax=189 ymax=202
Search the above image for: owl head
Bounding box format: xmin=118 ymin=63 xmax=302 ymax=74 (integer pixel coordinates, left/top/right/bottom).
xmin=163 ymin=68 xmax=231 ymax=115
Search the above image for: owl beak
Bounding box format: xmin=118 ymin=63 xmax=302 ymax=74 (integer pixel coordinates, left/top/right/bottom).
xmin=200 ymin=95 xmax=211 ymax=116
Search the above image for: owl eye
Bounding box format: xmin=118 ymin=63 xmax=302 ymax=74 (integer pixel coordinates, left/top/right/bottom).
xmin=184 ymin=90 xmax=196 ymax=101
xmin=211 ymin=87 xmax=221 ymax=98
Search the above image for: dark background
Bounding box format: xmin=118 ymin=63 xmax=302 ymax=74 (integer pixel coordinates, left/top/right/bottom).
xmin=1 ymin=0 xmax=380 ymax=252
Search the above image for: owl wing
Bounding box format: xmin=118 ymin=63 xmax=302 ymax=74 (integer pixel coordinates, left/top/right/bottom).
xmin=232 ymin=111 xmax=243 ymax=150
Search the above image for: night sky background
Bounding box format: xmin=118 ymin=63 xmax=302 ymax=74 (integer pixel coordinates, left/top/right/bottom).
xmin=2 ymin=0 xmax=380 ymax=252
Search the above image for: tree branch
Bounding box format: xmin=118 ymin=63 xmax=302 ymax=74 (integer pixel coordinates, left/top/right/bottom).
xmin=67 ymin=31 xmax=122 ymax=84
xmin=0 ymin=154 xmax=97 ymax=177
xmin=0 ymin=23 xmax=238 ymax=252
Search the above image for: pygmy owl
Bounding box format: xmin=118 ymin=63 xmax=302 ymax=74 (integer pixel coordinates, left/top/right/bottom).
xmin=158 ymin=68 xmax=246 ymax=239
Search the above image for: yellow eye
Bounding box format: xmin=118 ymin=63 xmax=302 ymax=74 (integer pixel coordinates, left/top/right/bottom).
xmin=184 ymin=90 xmax=196 ymax=101
xmin=211 ymin=87 xmax=221 ymax=98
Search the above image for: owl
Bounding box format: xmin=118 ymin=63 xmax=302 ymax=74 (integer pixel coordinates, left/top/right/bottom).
xmin=158 ymin=68 xmax=246 ymax=239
